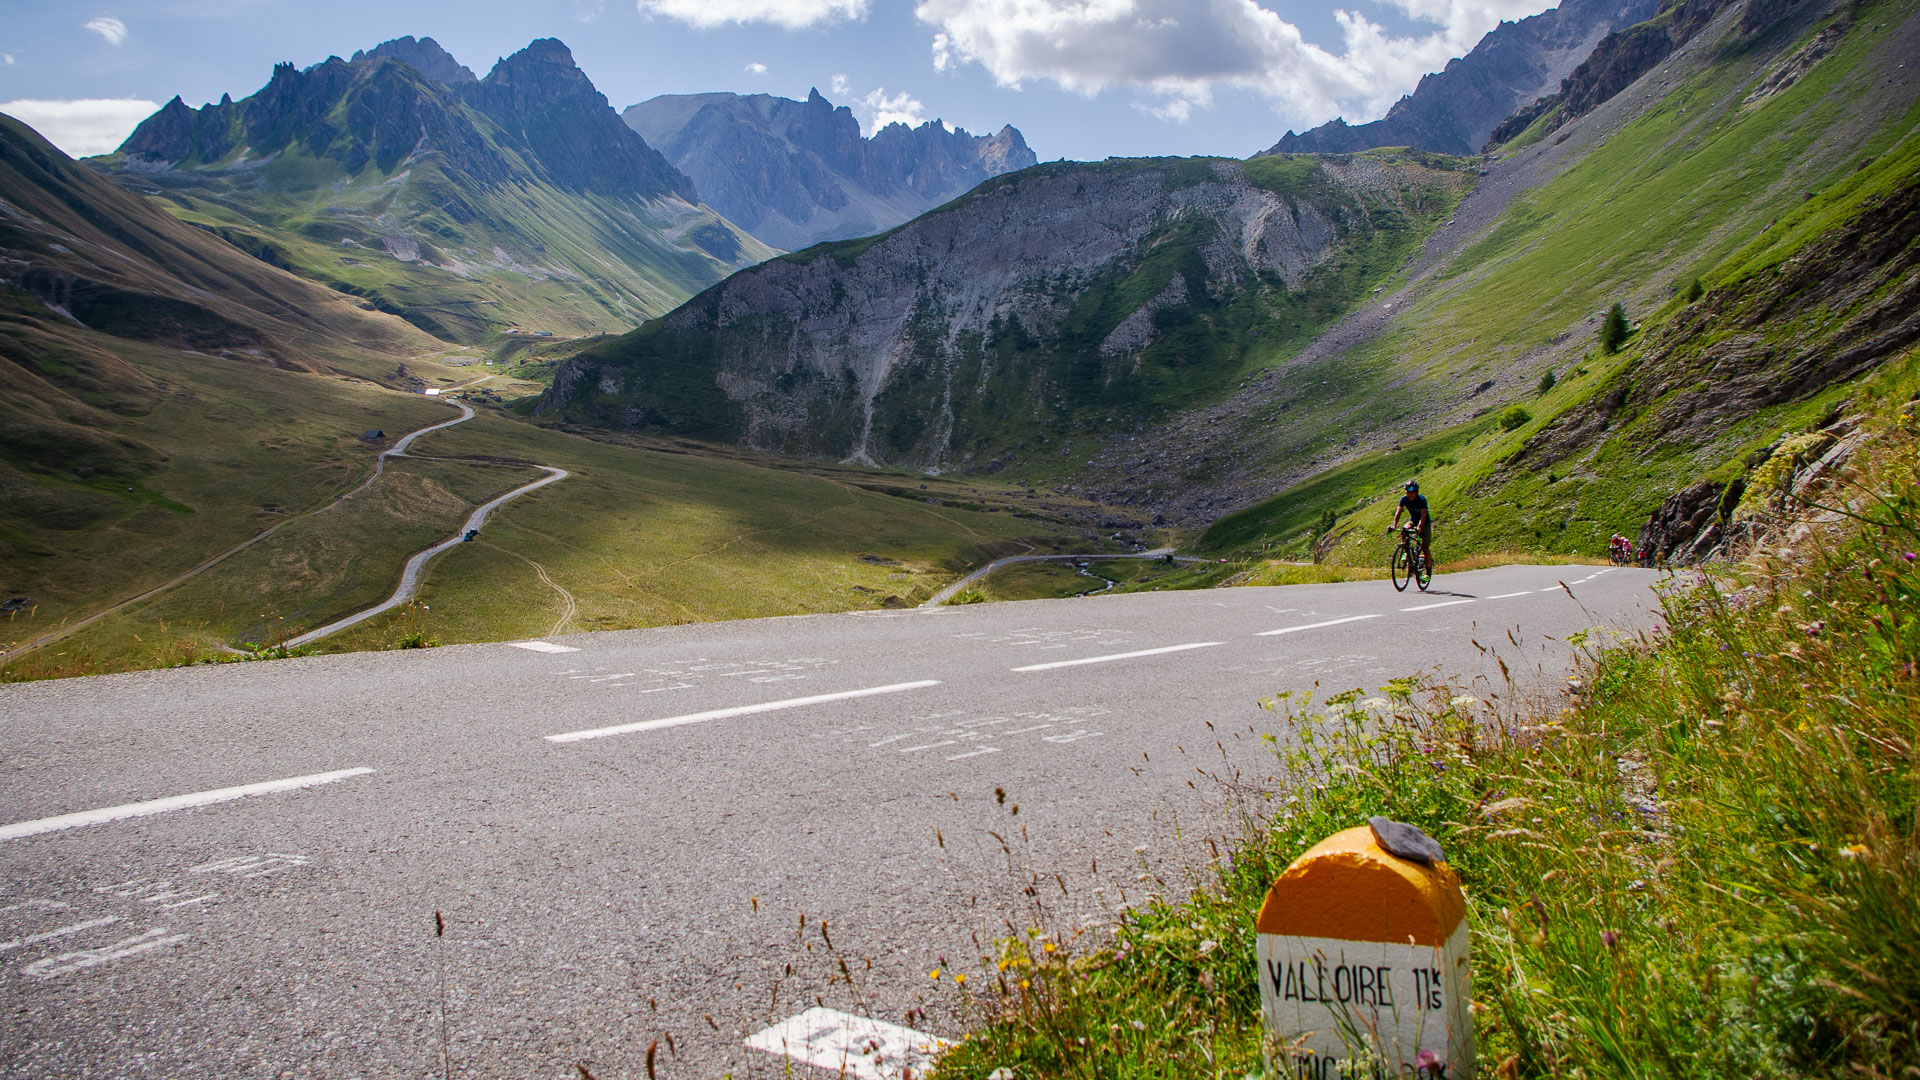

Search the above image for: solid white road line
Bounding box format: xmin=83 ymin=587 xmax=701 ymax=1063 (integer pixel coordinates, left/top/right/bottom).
xmin=1486 ymin=591 xmax=1535 ymax=600
xmin=543 ymin=681 xmax=943 ymax=743
xmin=0 ymin=768 xmax=375 ymax=842
xmin=510 ymin=640 xmax=579 ymax=653
xmin=1256 ymin=613 xmax=1383 ymax=636
xmin=1012 ymin=642 xmax=1222 ymax=672
xmin=1402 ymin=599 xmax=1477 ymax=611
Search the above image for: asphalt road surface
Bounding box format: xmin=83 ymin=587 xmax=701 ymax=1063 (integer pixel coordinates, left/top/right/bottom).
xmin=0 ymin=564 xmax=1668 ymax=1079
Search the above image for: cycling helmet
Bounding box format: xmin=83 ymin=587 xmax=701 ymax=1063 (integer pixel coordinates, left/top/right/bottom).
xmin=1404 ymin=480 xmax=1420 ymax=492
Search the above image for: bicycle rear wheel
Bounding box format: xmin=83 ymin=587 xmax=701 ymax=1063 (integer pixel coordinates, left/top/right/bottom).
xmin=1391 ymin=541 xmax=1412 ymax=591
xmin=1415 ymin=549 xmax=1432 ymax=591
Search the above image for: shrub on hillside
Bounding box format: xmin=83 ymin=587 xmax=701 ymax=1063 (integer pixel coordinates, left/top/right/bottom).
xmin=1600 ymin=301 xmax=1631 ymax=353
xmin=1500 ymin=404 xmax=1532 ymax=431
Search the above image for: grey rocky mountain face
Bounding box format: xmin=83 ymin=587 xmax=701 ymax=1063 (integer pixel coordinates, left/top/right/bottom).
xmin=1264 ymin=0 xmax=1660 ymax=156
xmin=623 ymin=89 xmax=1037 ymax=251
xmin=348 ymin=36 xmax=476 ymax=84
xmin=539 ymin=154 xmax=1467 ymax=476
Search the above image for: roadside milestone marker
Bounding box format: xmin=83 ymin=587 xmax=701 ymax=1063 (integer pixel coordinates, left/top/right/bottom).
xmin=1256 ymin=818 xmax=1473 ymax=1078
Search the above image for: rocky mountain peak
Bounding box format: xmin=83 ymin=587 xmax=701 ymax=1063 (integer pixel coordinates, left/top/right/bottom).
xmin=349 ymin=36 xmax=476 ymax=84
xmin=622 ymin=88 xmax=1036 ymax=250
xmin=1263 ymin=0 xmax=1660 ymax=156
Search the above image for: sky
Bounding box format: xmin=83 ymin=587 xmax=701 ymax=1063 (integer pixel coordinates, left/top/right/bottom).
xmin=0 ymin=0 xmax=1561 ymax=162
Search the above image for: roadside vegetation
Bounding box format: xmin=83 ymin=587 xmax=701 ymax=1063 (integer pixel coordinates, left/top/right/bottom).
xmin=932 ymin=401 xmax=1920 ymax=1077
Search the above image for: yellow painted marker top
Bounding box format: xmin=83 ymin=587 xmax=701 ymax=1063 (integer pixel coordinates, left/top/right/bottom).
xmin=1256 ymin=824 xmax=1466 ymax=946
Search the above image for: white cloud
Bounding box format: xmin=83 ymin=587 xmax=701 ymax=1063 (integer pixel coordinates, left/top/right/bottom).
xmin=915 ymin=0 xmax=1552 ymax=128
xmin=745 ymin=61 xmax=768 ymax=74
xmin=3 ymin=54 xmax=15 ymax=65
xmin=634 ymin=0 xmax=869 ymax=29
xmin=574 ymin=0 xmax=606 ymax=20
xmin=84 ymin=15 xmax=129 ymax=46
xmin=828 ymin=76 xmax=931 ymax=134
xmin=0 ymin=98 xmax=160 ymax=157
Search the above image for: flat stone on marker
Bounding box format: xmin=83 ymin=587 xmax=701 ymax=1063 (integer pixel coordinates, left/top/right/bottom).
xmin=1369 ymin=815 xmax=1446 ymax=865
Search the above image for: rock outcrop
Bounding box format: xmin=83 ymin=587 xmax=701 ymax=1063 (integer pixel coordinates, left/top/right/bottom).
xmin=538 ymin=153 xmax=1470 ymax=472
xmin=623 ymin=89 xmax=1036 ymax=250
xmin=349 ymin=36 xmax=475 ymax=85
xmin=1265 ymin=0 xmax=1659 ymax=156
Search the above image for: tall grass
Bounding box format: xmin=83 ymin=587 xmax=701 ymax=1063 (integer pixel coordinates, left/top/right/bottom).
xmin=936 ymin=416 xmax=1920 ymax=1076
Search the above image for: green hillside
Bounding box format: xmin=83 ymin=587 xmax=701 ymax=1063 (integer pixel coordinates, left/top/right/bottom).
xmin=1200 ymin=0 xmax=1920 ymax=564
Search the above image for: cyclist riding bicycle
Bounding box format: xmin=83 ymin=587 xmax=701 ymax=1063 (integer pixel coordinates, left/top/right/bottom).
xmin=1392 ymin=480 xmax=1433 ymax=572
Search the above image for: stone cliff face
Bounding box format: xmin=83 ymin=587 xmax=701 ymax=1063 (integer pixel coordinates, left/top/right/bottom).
xmin=1265 ymin=0 xmax=1660 ymax=156
xmin=623 ymin=89 xmax=1036 ymax=250
xmin=540 ymin=154 xmax=1469 ymax=472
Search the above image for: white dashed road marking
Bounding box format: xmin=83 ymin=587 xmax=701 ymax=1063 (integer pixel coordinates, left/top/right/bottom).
xmin=1486 ymin=591 xmax=1534 ymax=599
xmin=1256 ymin=614 xmax=1383 ymax=636
xmin=1402 ymin=599 xmax=1476 ymax=611
xmin=746 ymin=1006 xmax=949 ymax=1080
xmin=543 ymin=681 xmax=943 ymax=743
xmin=1012 ymin=642 xmax=1221 ymax=672
xmin=510 ymin=640 xmax=579 ymax=653
xmin=0 ymin=768 xmax=376 ymax=842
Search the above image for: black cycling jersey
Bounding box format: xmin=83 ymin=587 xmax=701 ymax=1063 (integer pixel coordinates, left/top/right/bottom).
xmin=1399 ymin=492 xmax=1430 ymax=526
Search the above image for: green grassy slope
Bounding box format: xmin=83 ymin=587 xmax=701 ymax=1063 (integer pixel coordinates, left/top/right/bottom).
xmin=1198 ymin=0 xmax=1920 ymax=563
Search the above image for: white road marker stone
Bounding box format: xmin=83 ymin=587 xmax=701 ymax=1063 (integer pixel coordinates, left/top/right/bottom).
xmin=22 ymin=927 xmax=186 ymax=979
xmin=1256 ymin=614 xmax=1382 ymax=636
xmin=0 ymin=768 xmax=375 ymax=842
xmin=1012 ymin=641 xmax=1222 ymax=672
xmin=1401 ymin=599 xmax=1476 ymax=611
xmin=510 ymin=640 xmax=579 ymax=653
xmin=544 ymin=681 xmax=943 ymax=743
xmin=0 ymin=917 xmax=120 ymax=953
xmin=1486 ymin=591 xmax=1535 ymax=600
xmin=746 ymin=1006 xmax=950 ymax=1080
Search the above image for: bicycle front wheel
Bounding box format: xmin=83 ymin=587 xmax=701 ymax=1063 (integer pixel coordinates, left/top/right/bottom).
xmin=1391 ymin=542 xmax=1412 ymax=591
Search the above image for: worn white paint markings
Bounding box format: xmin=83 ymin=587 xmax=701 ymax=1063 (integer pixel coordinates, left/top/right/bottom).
xmin=545 ymin=681 xmax=943 ymax=743
xmin=0 ymin=768 xmax=374 ymax=842
xmin=510 ymin=640 xmax=579 ymax=653
xmin=1256 ymin=613 xmax=1382 ymax=636
xmin=746 ymin=1006 xmax=950 ymax=1080
xmin=23 ymin=928 xmax=187 ymax=979
xmin=1013 ymin=641 xmax=1221 ymax=672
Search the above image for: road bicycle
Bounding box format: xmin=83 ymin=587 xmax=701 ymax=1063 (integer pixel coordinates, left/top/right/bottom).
xmin=1390 ymin=526 xmax=1432 ymax=592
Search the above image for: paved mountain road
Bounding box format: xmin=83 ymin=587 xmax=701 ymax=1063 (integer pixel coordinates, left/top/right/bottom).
xmin=0 ymin=564 xmax=1667 ymax=1079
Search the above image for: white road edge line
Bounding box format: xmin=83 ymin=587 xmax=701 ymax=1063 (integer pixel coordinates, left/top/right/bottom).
xmin=544 ymin=681 xmax=942 ymax=743
xmin=0 ymin=768 xmax=375 ymax=842
xmin=1256 ymin=613 xmax=1382 ymax=636
xmin=1486 ymin=591 xmax=1535 ymax=600
xmin=1012 ymin=641 xmax=1222 ymax=672
xmin=1402 ymin=599 xmax=1477 ymax=611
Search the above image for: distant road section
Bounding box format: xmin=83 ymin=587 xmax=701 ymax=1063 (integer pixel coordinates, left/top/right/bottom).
xmin=921 ymin=548 xmax=1212 ymax=607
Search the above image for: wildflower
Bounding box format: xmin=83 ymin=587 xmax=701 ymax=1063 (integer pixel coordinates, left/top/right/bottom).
xmin=1130 ymin=1019 xmax=1146 ymax=1031
xmin=1449 ymin=695 xmax=1478 ymax=709
xmin=1197 ymin=939 xmax=1218 ymax=955
xmin=1601 ymin=929 xmax=1620 ymax=951
xmin=1840 ymin=844 xmax=1870 ymax=859
xmin=1020 ymin=979 xmax=1030 ymax=990
xmin=1043 ymin=942 xmax=1057 ymax=954
xmin=1416 ymin=1049 xmax=1446 ymax=1076
xmin=1905 ymin=553 xmax=1917 ymax=563
xmin=954 ymin=973 xmax=967 ymax=985
xmin=929 ymin=969 xmax=941 ymax=980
